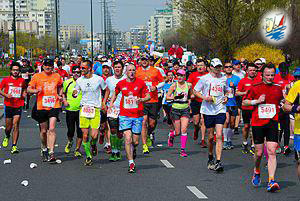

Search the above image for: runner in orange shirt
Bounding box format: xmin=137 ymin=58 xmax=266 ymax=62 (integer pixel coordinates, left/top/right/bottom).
xmin=136 ymin=56 xmax=165 ymax=154
xmin=28 ymin=59 xmax=63 ymax=163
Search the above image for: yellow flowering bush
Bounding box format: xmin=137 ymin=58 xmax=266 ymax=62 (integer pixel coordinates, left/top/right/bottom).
xmin=234 ymin=43 xmax=285 ymax=66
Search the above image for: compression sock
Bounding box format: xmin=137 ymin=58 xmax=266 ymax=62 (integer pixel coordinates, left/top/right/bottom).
xmin=180 ymin=133 xmax=188 ymax=149
xmin=223 ymin=128 xmax=229 ymax=142
xmin=110 ymin=134 xmax=117 ymax=153
xmin=83 ymin=141 xmax=92 ymax=158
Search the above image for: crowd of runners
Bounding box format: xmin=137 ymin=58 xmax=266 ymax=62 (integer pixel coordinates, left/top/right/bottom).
xmin=1 ymin=52 xmax=300 ymax=192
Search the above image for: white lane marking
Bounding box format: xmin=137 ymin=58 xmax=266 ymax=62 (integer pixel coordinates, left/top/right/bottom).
xmin=187 ymin=186 xmax=208 ymax=199
xmin=160 ymin=160 xmax=175 ymax=168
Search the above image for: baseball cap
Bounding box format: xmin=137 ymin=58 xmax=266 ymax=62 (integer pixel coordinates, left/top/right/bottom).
xmin=177 ymin=69 xmax=186 ymax=75
xmin=210 ymin=58 xmax=222 ymax=67
xmin=260 ymin=58 xmax=266 ymax=64
xmin=293 ymin=67 xmax=300 ymax=77
xmin=43 ymin=59 xmax=54 ymax=67
xmin=232 ymin=60 xmax=241 ymax=65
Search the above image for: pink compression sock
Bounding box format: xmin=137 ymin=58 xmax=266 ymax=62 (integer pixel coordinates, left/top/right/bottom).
xmin=181 ymin=134 xmax=188 ymax=149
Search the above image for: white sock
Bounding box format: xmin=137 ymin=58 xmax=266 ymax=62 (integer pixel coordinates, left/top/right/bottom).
xmin=227 ymin=129 xmax=233 ymax=142
xmin=223 ymin=128 xmax=229 ymax=142
xmin=129 ymin=160 xmax=134 ymax=165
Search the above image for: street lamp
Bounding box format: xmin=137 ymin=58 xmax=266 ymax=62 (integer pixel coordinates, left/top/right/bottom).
xmin=12 ymin=0 xmax=17 ymax=61
xmin=91 ymin=0 xmax=94 ymax=62
xmin=55 ymin=0 xmax=59 ymax=55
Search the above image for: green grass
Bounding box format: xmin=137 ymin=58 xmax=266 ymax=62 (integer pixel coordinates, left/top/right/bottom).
xmin=0 ymin=68 xmax=10 ymax=76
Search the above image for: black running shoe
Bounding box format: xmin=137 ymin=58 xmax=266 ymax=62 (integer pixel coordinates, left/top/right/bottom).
xmin=242 ymin=143 xmax=249 ymax=154
xmin=214 ymin=161 xmax=224 ymax=172
xmin=207 ymin=159 xmax=215 ymax=170
xmin=42 ymin=149 xmax=49 ymax=162
xmin=84 ymin=157 xmax=93 ymax=166
xmin=48 ymin=153 xmax=57 ymax=164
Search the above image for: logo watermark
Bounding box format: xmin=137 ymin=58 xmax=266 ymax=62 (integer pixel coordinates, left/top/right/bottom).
xmin=260 ymin=10 xmax=292 ymax=45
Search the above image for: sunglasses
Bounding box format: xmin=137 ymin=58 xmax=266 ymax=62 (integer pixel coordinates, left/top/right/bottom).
xmin=255 ymin=63 xmax=262 ymax=65
xmin=177 ymin=74 xmax=185 ymax=77
xmin=224 ymin=66 xmax=233 ymax=68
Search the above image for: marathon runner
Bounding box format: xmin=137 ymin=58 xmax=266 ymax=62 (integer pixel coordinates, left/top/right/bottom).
xmin=187 ymin=59 xmax=207 ymax=147
xmin=162 ymin=71 xmax=175 ymax=146
xmin=166 ymin=69 xmax=192 ymax=157
xmin=63 ymin=66 xmax=83 ymax=157
xmin=103 ymin=61 xmax=126 ymax=161
xmin=0 ymin=62 xmax=27 ymax=153
xmin=236 ymin=63 xmax=258 ymax=154
xmin=28 ymin=59 xmax=63 ymax=163
xmin=283 ymin=68 xmax=300 ymax=180
xmin=109 ymin=63 xmax=150 ymax=173
xmin=243 ymin=63 xmax=283 ymax=192
xmin=136 ymin=56 xmax=164 ymax=154
xmin=223 ymin=60 xmax=240 ymax=150
xmin=72 ymin=60 xmax=107 ymax=166
xmin=194 ymin=58 xmax=228 ymax=172
xmin=20 ymin=59 xmax=35 ymax=110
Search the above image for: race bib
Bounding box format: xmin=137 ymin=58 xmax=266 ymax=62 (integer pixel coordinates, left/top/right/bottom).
xmin=21 ymin=73 xmax=28 ymax=79
xmin=146 ymin=82 xmax=152 ymax=90
xmin=107 ymin=107 xmax=120 ymax=118
xmin=258 ymin=104 xmax=276 ymax=119
xmin=81 ymin=105 xmax=95 ymax=118
xmin=227 ymin=88 xmax=234 ymax=98
xmin=42 ymin=96 xmax=56 ymax=107
xmin=210 ymin=83 xmax=223 ymax=97
xmin=8 ymin=86 xmax=22 ymax=98
xmin=124 ymin=96 xmax=138 ymax=109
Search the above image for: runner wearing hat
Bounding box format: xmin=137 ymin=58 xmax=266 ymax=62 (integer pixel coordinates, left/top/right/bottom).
xmin=194 ymin=58 xmax=229 ymax=172
xmin=166 ymin=69 xmax=193 ymax=157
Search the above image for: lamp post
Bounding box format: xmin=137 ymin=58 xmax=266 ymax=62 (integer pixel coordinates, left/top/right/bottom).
xmin=55 ymin=0 xmax=59 ymax=55
xmin=91 ymin=0 xmax=94 ymax=62
xmin=12 ymin=0 xmax=17 ymax=61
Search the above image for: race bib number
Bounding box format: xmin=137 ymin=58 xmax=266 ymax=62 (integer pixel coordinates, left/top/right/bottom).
xmin=8 ymin=86 xmax=22 ymax=98
xmin=210 ymin=83 xmax=223 ymax=97
xmin=146 ymin=82 xmax=152 ymax=90
xmin=42 ymin=96 xmax=56 ymax=107
xmin=258 ymin=104 xmax=276 ymax=119
xmin=21 ymin=73 xmax=28 ymax=79
xmin=124 ymin=96 xmax=138 ymax=109
xmin=81 ymin=105 xmax=95 ymax=118
xmin=107 ymin=107 xmax=120 ymax=118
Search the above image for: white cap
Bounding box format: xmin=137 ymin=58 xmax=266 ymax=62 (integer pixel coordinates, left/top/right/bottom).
xmin=260 ymin=58 xmax=266 ymax=64
xmin=210 ymin=58 xmax=223 ymax=67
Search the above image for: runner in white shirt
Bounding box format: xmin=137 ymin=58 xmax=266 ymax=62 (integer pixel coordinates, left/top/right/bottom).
xmin=194 ymin=58 xmax=229 ymax=172
xmin=103 ymin=61 xmax=126 ymax=161
xmin=72 ymin=60 xmax=107 ymax=166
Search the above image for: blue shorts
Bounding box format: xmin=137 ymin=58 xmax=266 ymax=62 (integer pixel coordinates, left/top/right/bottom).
xmin=119 ymin=116 xmax=143 ymax=135
xmin=294 ymin=135 xmax=300 ymax=151
xmin=203 ymin=113 xmax=226 ymax=128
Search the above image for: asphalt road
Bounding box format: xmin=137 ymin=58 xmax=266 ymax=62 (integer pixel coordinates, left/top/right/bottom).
xmin=0 ymin=102 xmax=300 ymax=201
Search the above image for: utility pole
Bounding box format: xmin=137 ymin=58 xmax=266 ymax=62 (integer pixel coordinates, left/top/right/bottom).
xmin=55 ymin=0 xmax=59 ymax=55
xmin=103 ymin=0 xmax=107 ymax=56
xmin=91 ymin=0 xmax=94 ymax=62
xmin=12 ymin=0 xmax=17 ymax=61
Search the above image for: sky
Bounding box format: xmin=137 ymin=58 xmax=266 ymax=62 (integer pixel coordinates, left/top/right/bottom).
xmin=60 ymin=0 xmax=166 ymax=32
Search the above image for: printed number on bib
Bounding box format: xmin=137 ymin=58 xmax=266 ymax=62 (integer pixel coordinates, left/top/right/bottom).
xmin=258 ymin=104 xmax=276 ymax=119
xmin=8 ymin=86 xmax=22 ymax=98
xmin=21 ymin=73 xmax=28 ymax=79
xmin=81 ymin=105 xmax=95 ymax=118
xmin=210 ymin=83 xmax=223 ymax=97
xmin=42 ymin=96 xmax=56 ymax=107
xmin=107 ymin=107 xmax=120 ymax=118
xmin=124 ymin=96 xmax=138 ymax=109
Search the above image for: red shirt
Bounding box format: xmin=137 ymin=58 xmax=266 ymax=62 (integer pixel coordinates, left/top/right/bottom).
xmin=245 ymin=82 xmax=283 ymax=126
xmin=0 ymin=76 xmax=26 ymax=108
xmin=115 ymin=78 xmax=148 ymax=118
xmin=187 ymin=71 xmax=207 ymax=102
xmin=253 ymin=72 xmax=262 ymax=83
xmin=57 ymin=69 xmax=69 ymax=80
xmin=237 ymin=77 xmax=256 ymax=110
xmin=274 ymin=73 xmax=294 ymax=89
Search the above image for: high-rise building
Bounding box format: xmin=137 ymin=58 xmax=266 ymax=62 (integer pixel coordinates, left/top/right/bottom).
xmin=60 ymin=24 xmax=85 ymax=42
xmin=0 ymin=0 xmax=59 ymax=36
xmin=130 ymin=25 xmax=147 ymax=47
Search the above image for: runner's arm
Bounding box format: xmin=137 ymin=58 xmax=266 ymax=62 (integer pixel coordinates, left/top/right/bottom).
xmin=242 ymin=95 xmax=265 ymax=106
xmin=108 ymin=92 xmax=117 ymax=108
xmin=166 ymin=83 xmax=176 ymax=100
xmin=102 ymin=88 xmax=110 ymax=110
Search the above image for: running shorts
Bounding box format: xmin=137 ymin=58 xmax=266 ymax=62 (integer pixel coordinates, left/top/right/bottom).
xmin=5 ymin=106 xmax=22 ymax=118
xmin=203 ymin=113 xmax=226 ymax=129
xmin=143 ymin=103 xmax=159 ymax=120
xmin=242 ymin=110 xmax=252 ymax=124
xmin=79 ymin=107 xmax=101 ymax=129
xmin=36 ymin=108 xmax=60 ymax=124
xmin=252 ymin=120 xmax=279 ymax=144
xmin=190 ymin=100 xmax=201 ymax=116
xmin=171 ymin=107 xmax=190 ymax=121
xmin=119 ymin=116 xmax=143 ymax=135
